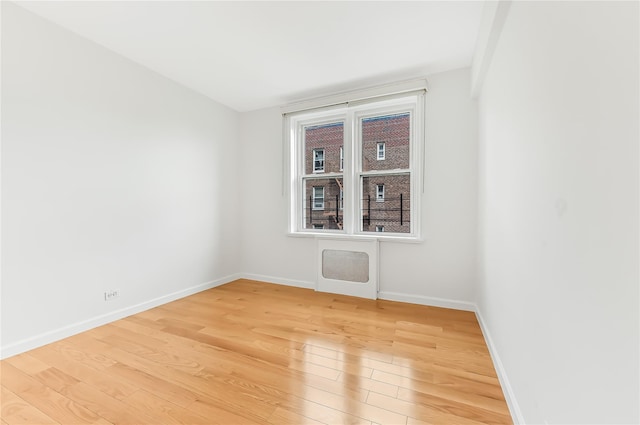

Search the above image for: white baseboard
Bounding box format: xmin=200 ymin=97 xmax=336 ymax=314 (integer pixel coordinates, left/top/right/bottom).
xmin=0 ymin=273 xmax=241 ymax=360
xmin=378 ymin=290 xmax=476 ymax=312
xmin=239 ymin=273 xmax=315 ymax=289
xmin=474 ymin=307 xmax=525 ymax=424
xmin=239 ymin=275 xmax=476 ymax=312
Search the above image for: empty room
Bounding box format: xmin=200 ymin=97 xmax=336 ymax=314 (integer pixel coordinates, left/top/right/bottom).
xmin=1 ymin=1 xmax=638 ymax=424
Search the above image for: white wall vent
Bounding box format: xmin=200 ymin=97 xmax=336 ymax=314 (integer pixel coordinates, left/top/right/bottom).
xmin=316 ymin=238 xmax=378 ymax=299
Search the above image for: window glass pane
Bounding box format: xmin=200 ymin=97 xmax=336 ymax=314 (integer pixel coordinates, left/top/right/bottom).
xmin=377 ymin=142 xmax=385 ymax=160
xmin=305 ymin=122 xmax=344 ymax=174
xmin=362 ymin=113 xmax=410 ymax=171
xmin=313 ymin=149 xmax=325 ymax=172
xmin=376 ymin=184 xmax=384 ymax=201
xmin=361 ymin=175 xmax=410 ymax=233
xmin=312 ymin=186 xmax=324 ymax=209
xmin=303 ymin=177 xmax=344 ymax=230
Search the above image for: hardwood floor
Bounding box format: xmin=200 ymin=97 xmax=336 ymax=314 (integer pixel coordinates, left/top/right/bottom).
xmin=1 ymin=279 xmax=511 ymax=424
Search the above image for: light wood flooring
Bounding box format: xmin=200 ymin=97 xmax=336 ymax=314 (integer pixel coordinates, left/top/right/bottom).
xmin=1 ymin=279 xmax=511 ymax=424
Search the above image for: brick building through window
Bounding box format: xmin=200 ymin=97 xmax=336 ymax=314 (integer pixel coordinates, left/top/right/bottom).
xmin=303 ymin=114 xmax=410 ymax=233
xmin=304 ymin=122 xmax=344 ymax=229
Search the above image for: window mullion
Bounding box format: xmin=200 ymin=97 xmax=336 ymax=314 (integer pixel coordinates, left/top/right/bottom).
xmin=350 ymin=110 xmax=365 ymax=234
xmin=342 ymin=110 xmax=355 ymax=234
xmin=296 ymin=123 xmax=305 ymax=232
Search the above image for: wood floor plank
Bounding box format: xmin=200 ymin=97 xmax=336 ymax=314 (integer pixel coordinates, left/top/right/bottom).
xmin=121 ymin=389 xmax=211 ymax=424
xmin=394 ymin=358 xmax=501 ymax=386
xmin=186 ymin=398 xmax=266 ymax=425
xmin=303 ymin=339 xmax=395 ymax=363
xmin=36 ymin=339 xmax=116 ymax=371
xmin=4 ymin=354 xmax=50 ymax=376
xmin=397 ymin=384 xmax=510 ymax=416
xmin=56 ymin=382 xmax=157 ymax=425
xmin=1 ymin=279 xmax=511 ymax=424
xmin=1 ymin=364 xmax=107 ymax=425
xmin=298 ymin=384 xmax=407 ymax=424
xmin=337 ymin=372 xmax=400 ymax=398
xmin=104 ymin=362 xmax=199 ymax=408
xmin=27 ymin=344 xmax=138 ymax=401
xmin=32 ymin=367 xmax=80 ymax=393
xmin=367 ymin=391 xmax=487 ymax=425
xmin=0 ymin=386 xmax=58 ymax=425
xmin=267 ymin=406 xmax=325 ymax=425
xmin=276 ymin=394 xmax=374 ymax=425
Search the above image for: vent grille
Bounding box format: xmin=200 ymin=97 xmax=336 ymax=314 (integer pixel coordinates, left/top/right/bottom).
xmin=316 ymin=238 xmax=378 ymax=299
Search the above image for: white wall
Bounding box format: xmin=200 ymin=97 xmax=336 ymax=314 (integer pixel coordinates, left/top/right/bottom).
xmin=477 ymin=2 xmax=639 ymax=423
xmin=1 ymin=3 xmax=241 ymax=357
xmin=239 ymin=68 xmax=478 ymax=307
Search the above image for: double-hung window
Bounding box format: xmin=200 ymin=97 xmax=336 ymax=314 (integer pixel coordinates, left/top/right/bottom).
xmin=313 ymin=149 xmax=325 ymax=173
xmin=376 ymin=184 xmax=385 ymax=202
xmin=377 ymin=142 xmax=386 ymax=160
xmin=287 ymin=89 xmax=424 ymax=239
xmin=312 ymin=186 xmax=324 ymax=210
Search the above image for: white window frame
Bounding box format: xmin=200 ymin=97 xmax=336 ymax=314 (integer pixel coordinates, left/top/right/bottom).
xmin=312 ymin=186 xmax=324 ymax=210
xmin=377 ymin=142 xmax=386 ymax=160
xmin=376 ymin=184 xmax=385 ymax=202
xmin=286 ymin=89 xmax=425 ymax=241
xmin=339 ymin=146 xmax=344 ymax=171
xmin=313 ymin=149 xmax=325 ymax=173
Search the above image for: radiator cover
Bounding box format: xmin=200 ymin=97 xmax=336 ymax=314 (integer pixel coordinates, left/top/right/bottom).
xmin=316 ymin=238 xmax=378 ymax=299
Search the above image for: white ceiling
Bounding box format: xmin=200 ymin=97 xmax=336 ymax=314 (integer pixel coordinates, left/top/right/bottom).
xmin=16 ymin=1 xmax=485 ymax=112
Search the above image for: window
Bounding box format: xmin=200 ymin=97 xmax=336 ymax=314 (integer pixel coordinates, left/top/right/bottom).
xmin=287 ymin=90 xmax=424 ymax=239
xmin=376 ymin=184 xmax=384 ymax=202
xmin=377 ymin=142 xmax=385 ymax=160
xmin=313 ymin=223 xmax=325 ymax=230
xmin=313 ymin=149 xmax=325 ymax=172
xmin=312 ymin=186 xmax=324 ymax=210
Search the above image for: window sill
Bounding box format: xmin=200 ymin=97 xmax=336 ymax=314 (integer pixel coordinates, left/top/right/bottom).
xmin=286 ymin=231 xmax=424 ymax=244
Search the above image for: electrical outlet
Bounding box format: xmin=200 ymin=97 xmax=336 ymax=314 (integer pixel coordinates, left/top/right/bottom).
xmin=104 ymin=289 xmax=120 ymax=301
